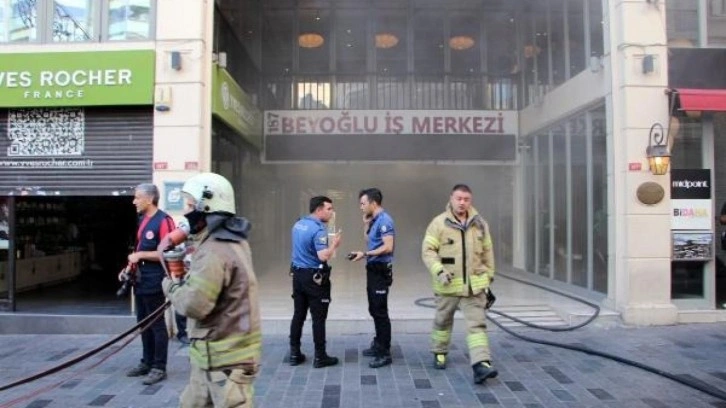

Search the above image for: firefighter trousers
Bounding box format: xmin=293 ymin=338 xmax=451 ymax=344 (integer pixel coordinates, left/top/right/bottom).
xmin=180 ymin=364 xmax=256 ymax=408
xmin=431 ymin=290 xmax=491 ymax=365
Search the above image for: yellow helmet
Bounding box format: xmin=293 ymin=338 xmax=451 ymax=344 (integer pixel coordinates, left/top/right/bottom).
xmin=181 ymin=172 xmax=235 ymax=214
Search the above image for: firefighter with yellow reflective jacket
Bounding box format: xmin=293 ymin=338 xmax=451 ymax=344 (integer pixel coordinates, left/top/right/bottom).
xmin=163 ymin=172 xmax=261 ymax=408
xmin=421 ymin=183 xmax=498 ymax=385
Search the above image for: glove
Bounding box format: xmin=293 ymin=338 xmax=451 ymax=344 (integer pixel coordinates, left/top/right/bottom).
xmin=485 ymin=288 xmax=496 ymax=309
xmin=437 ymin=270 xmax=452 ymax=286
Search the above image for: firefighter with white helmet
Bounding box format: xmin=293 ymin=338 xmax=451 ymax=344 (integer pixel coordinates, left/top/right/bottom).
xmin=162 ymin=172 xmax=261 ymax=408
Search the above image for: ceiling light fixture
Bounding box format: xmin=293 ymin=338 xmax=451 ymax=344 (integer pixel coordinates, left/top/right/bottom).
xmin=449 ymin=35 xmax=475 ymax=51
xmin=375 ymin=33 xmax=399 ymax=49
xmin=298 ymin=32 xmax=325 ymax=48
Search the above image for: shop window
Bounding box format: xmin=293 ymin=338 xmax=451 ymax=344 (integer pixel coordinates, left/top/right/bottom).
xmin=523 ymin=105 xmax=608 ymax=294
xmin=553 ymin=125 xmax=568 ymax=283
xmin=375 ymin=11 xmax=407 ymax=76
xmin=52 ymin=0 xmax=96 ymax=42
xmin=107 ymin=0 xmax=153 ymax=41
xmin=549 ymin=0 xmax=567 ymax=86
xmin=537 ymin=133 xmax=552 ymax=277
xmin=0 ymin=0 xmax=38 ymax=42
xmin=413 ymin=10 xmax=443 ymax=74
xmin=708 ymin=0 xmax=726 ymax=46
xmin=591 ymin=106 xmax=608 ymax=293
xmin=0 ymin=0 xmax=155 ymax=44
xmin=666 ymin=0 xmax=699 ymax=47
xmin=450 ymin=13 xmax=480 ymax=75
xmin=670 ymin=116 xmax=703 ymax=169
xmin=297 ymin=80 xmax=330 ymax=109
xmin=567 ymin=0 xmax=586 ymax=77
xmin=672 ymin=261 xmax=705 ymax=299
xmin=262 ymin=8 xmax=293 ymax=75
xmin=299 ymin=8 xmax=331 ymax=73
xmin=336 ymin=10 xmax=367 ymax=74
xmin=571 ymin=116 xmax=589 ymax=288
xmin=589 ymin=0 xmax=603 ymax=59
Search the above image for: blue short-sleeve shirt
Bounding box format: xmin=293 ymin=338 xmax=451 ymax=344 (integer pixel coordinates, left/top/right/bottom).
xmin=291 ymin=215 xmax=328 ymax=268
xmin=367 ymin=210 xmax=395 ymax=264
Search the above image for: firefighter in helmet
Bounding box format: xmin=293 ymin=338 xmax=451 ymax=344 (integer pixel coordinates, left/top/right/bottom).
xmin=162 ymin=172 xmax=261 ymax=407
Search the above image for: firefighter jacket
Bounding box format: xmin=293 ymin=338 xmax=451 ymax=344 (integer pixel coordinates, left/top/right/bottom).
xmin=163 ymin=214 xmax=261 ymax=371
xmin=422 ymin=204 xmax=495 ymax=297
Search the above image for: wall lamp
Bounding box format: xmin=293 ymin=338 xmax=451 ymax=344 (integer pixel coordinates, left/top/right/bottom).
xmin=646 ymin=122 xmax=670 ymax=175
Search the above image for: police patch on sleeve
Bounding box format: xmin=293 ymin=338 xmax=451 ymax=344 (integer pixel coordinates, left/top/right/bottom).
xmin=381 ymin=225 xmax=387 ymax=233
xmin=319 ymin=236 xmax=328 ymax=244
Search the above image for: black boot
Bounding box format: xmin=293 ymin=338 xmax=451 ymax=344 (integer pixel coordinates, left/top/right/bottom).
xmin=289 ymin=347 xmax=306 ymax=366
xmin=314 ymin=352 xmax=339 ymax=368
xmin=472 ymin=361 xmax=498 ymax=384
xmin=362 ymin=339 xmax=382 ymax=357
xmin=368 ymin=351 xmax=392 ymax=368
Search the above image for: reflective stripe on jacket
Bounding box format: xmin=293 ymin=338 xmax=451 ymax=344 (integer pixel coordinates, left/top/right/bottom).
xmin=421 ymin=204 xmax=495 ymax=296
xmin=165 ymin=226 xmax=261 ymax=370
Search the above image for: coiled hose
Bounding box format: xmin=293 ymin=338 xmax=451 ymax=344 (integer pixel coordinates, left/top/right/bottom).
xmin=0 ymin=300 xmax=170 ymax=398
xmin=416 ymin=272 xmax=726 ymax=402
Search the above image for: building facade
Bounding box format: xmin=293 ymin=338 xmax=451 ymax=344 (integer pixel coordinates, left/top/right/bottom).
xmin=1 ymin=0 xmax=725 ymax=325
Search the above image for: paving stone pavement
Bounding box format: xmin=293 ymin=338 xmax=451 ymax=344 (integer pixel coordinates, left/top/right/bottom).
xmin=1 ymin=323 xmax=726 ymax=408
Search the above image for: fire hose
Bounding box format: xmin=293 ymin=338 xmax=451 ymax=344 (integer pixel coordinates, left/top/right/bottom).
xmin=0 ymin=221 xmax=191 ymax=401
xmin=0 ymin=300 xmax=170 ymax=404
xmin=415 ymin=271 xmax=726 ymax=402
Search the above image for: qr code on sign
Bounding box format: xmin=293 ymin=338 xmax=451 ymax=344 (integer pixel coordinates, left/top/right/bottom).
xmin=7 ymin=108 xmax=85 ymax=157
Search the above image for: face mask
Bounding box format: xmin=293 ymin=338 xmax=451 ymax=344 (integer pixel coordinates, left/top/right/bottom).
xmin=184 ymin=210 xmax=207 ymax=234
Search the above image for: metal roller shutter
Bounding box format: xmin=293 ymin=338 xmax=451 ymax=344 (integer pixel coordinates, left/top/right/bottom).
xmin=0 ymin=107 xmax=153 ymax=196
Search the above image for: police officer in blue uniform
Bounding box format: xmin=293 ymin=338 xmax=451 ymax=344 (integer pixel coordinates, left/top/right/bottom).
xmin=289 ymin=196 xmax=342 ymax=368
xmin=349 ymin=188 xmax=395 ymax=368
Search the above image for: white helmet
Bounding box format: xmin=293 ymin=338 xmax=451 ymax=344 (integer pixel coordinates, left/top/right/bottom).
xmin=181 ymin=172 xmax=235 ymax=214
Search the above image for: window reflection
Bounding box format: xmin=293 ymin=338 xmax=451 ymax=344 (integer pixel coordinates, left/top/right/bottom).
xmin=108 ymin=0 xmax=152 ymax=40
xmin=53 ymin=0 xmax=95 ymax=42
xmin=523 ymin=106 xmax=608 ymax=293
xmin=0 ymin=0 xmax=37 ymax=42
xmin=666 ymin=0 xmax=698 ymax=46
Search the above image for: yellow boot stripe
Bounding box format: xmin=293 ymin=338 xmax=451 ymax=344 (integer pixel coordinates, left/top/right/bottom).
xmin=467 ymin=333 xmax=489 ymax=348
xmin=431 ymin=330 xmax=451 ymax=343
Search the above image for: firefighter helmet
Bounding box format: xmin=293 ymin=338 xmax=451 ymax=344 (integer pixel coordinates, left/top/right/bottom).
xmin=181 ymin=172 xmax=235 ymax=215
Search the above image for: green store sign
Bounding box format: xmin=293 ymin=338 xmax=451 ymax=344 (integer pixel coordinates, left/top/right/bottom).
xmin=0 ymin=50 xmax=155 ymax=108
xmin=212 ymin=65 xmax=261 ymax=148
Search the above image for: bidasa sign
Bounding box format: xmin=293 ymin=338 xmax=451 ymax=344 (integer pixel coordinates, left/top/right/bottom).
xmin=0 ymin=50 xmax=155 ymax=107
xmin=671 ymin=169 xmax=712 ymax=231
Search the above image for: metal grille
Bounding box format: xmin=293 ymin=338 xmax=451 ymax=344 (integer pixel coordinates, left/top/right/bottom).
xmin=262 ymin=74 xmax=519 ymax=111
xmin=0 ymin=107 xmax=153 ymax=196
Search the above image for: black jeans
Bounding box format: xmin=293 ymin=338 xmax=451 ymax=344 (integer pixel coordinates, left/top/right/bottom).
xmin=366 ymin=262 xmax=392 ymax=352
xmin=135 ymin=292 xmax=169 ymax=370
xmin=289 ymin=267 xmax=331 ymax=354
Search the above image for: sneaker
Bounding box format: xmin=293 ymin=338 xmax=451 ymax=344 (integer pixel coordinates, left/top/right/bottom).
xmin=472 ymin=361 xmax=498 ymax=384
xmin=434 ymin=354 xmax=447 ymax=370
xmin=177 ymin=334 xmax=190 ymax=346
xmin=313 ymin=354 xmax=339 ymax=368
xmin=126 ymin=363 xmax=150 ymax=377
xmin=142 ymin=368 xmax=167 ymax=385
xmin=369 ymin=353 xmax=392 ymax=369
